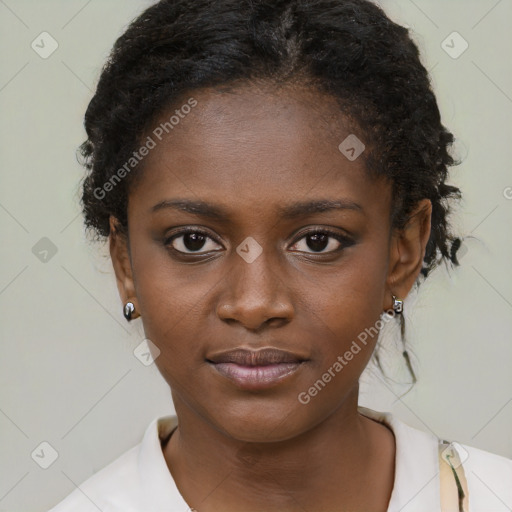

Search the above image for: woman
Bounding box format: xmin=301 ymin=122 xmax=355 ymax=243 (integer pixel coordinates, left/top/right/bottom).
xmin=49 ymin=0 xmax=512 ymax=510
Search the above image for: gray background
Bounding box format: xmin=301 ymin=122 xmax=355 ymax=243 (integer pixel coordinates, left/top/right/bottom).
xmin=0 ymin=1 xmax=511 ymax=510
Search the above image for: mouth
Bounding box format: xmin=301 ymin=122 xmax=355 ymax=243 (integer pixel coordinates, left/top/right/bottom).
xmin=206 ymin=347 xmax=308 ymax=390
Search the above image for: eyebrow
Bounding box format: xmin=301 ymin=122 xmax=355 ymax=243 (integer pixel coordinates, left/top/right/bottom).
xmin=151 ymin=198 xmax=363 ymax=220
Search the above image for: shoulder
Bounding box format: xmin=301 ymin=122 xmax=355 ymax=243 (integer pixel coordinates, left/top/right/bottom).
xmin=47 ymin=415 xmax=181 ymax=512
xmin=47 ymin=444 xmax=142 ymax=512
xmin=458 ymin=441 xmax=512 ymax=509
xmin=358 ymin=406 xmax=512 ymax=510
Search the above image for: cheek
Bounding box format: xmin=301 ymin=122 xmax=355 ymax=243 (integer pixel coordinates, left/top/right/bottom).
xmin=129 ymin=244 xmax=209 ymax=359
xmin=294 ymin=259 xmax=388 ymax=411
xmin=310 ymin=251 xmax=388 ymax=349
xmin=130 ymin=231 xmax=212 ymax=320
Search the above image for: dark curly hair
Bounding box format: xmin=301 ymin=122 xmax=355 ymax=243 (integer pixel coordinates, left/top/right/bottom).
xmin=78 ymin=0 xmax=463 ymax=385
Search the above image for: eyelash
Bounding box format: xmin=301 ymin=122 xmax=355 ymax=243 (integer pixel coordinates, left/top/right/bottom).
xmin=164 ymin=226 xmax=354 ymax=257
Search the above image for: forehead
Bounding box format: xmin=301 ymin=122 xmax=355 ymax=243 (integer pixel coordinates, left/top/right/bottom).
xmin=129 ymin=82 xmax=391 ymax=223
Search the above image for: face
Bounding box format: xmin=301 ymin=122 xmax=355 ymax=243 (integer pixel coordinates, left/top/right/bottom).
xmin=111 ymin=82 xmax=430 ymax=442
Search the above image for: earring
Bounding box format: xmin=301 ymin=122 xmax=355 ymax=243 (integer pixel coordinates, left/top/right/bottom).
xmin=392 ymin=295 xmax=403 ymax=314
xmin=123 ymin=301 xmax=136 ymax=321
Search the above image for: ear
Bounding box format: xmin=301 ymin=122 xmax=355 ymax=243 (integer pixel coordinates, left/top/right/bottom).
xmin=384 ymin=199 xmax=432 ymax=309
xmin=109 ymin=216 xmax=140 ymax=317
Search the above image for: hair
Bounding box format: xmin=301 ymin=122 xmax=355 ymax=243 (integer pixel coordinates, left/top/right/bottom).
xmin=78 ymin=0 xmax=464 ymax=385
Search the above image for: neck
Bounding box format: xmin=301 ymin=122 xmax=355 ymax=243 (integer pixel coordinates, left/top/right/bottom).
xmin=163 ymin=387 xmax=395 ymax=512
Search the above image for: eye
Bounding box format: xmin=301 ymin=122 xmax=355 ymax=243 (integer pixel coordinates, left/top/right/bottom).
xmin=165 ymin=228 xmax=223 ymax=255
xmin=289 ymin=228 xmax=353 ymax=254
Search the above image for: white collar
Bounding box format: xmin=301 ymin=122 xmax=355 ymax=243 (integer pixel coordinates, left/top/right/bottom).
xmin=137 ymin=406 xmax=441 ymax=511
xmin=138 ymin=414 xmax=188 ymax=509
xmin=357 ymin=406 xmax=440 ymax=511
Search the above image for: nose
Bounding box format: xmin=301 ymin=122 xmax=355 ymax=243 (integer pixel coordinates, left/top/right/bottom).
xmin=216 ymin=248 xmax=294 ymax=331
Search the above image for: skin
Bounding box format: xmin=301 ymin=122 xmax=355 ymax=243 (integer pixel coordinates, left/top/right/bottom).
xmin=109 ymin=82 xmax=432 ymax=512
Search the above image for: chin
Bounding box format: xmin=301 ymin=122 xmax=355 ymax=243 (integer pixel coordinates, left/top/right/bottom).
xmin=203 ymin=398 xmax=317 ymax=444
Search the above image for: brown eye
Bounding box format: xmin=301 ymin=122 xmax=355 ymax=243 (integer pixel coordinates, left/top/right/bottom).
xmin=290 ymin=229 xmax=353 ymax=254
xmin=165 ymin=229 xmax=223 ymax=254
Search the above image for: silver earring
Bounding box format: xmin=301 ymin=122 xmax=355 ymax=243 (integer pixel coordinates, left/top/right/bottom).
xmin=123 ymin=302 xmax=135 ymax=321
xmin=392 ymin=295 xmax=403 ymax=314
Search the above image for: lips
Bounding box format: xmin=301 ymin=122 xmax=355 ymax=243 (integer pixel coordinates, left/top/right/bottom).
xmin=207 ymin=348 xmax=303 ymax=366
xmin=206 ymin=348 xmax=307 ymax=390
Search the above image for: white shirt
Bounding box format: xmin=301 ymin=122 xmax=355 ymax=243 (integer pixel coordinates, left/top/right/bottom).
xmin=48 ymin=406 xmax=512 ymax=512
